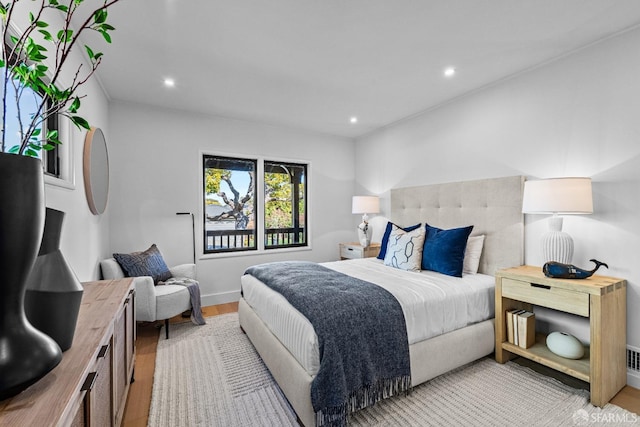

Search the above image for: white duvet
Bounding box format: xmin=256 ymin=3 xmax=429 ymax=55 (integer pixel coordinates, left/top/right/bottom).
xmin=241 ymin=257 xmax=495 ymax=376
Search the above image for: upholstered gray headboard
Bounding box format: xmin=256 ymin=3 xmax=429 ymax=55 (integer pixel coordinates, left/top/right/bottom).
xmin=390 ymin=175 xmax=524 ymax=276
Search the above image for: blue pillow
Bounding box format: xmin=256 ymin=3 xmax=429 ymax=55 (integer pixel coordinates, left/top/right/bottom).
xmin=113 ymin=244 xmax=172 ymax=285
xmin=421 ymin=224 xmax=474 ymax=277
xmin=377 ymin=222 xmax=422 ymax=260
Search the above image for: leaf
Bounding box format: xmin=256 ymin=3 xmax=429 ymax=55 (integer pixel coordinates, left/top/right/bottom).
xmin=25 ymin=148 xmax=39 ymax=157
xmin=56 ymin=5 xmax=68 ymax=12
xmin=69 ymin=97 xmax=80 ymax=113
xmin=99 ymin=30 xmax=111 ymax=44
xmin=38 ymin=29 xmax=53 ymax=41
xmin=0 ymin=60 xmax=4 ymax=68
xmin=36 ymin=21 xmax=49 ymax=28
xmin=29 ymin=12 xmax=35 ymax=23
xmin=94 ymin=8 xmax=108 ymax=24
xmin=8 ymin=145 xmax=21 ymax=154
xmin=46 ymin=130 xmax=59 ymax=141
xmin=71 ymin=116 xmax=90 ymax=130
xmin=85 ymin=45 xmax=94 ymax=59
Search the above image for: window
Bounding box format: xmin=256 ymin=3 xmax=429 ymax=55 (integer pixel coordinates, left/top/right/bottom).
xmin=3 ymin=42 xmax=61 ymax=177
xmin=202 ymin=154 xmax=308 ymax=254
xmin=264 ymin=161 xmax=307 ymax=249
xmin=203 ymin=155 xmax=257 ymax=253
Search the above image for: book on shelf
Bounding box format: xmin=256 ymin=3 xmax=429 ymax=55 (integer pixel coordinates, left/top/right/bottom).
xmin=505 ymin=309 xmax=535 ymax=348
xmin=510 ymin=309 xmax=526 ymax=345
xmin=517 ymin=311 xmax=535 ymax=349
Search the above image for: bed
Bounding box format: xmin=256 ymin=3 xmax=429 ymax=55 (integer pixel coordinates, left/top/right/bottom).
xmin=239 ymin=175 xmax=525 ymax=426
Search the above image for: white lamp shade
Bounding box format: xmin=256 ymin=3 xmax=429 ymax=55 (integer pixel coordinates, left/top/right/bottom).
xmin=352 ymin=196 xmax=380 ymax=214
xmin=522 ymin=178 xmax=593 ymax=214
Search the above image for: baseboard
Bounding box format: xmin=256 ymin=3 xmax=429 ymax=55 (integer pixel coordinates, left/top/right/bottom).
xmin=627 ymin=373 xmax=640 ymax=390
xmin=202 ymin=290 xmax=240 ymax=307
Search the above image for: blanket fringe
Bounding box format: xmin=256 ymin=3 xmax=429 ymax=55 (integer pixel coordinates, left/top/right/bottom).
xmin=316 ymin=375 xmax=411 ymax=427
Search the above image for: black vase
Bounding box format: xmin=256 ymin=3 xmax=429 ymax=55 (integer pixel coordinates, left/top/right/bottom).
xmin=25 ymin=208 xmax=84 ymax=351
xmin=0 ymin=153 xmax=62 ymax=401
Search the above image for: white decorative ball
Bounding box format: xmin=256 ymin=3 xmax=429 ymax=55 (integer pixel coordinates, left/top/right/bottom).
xmin=546 ymin=332 xmax=585 ymax=359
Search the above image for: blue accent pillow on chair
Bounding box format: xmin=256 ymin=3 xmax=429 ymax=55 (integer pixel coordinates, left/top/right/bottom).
xmin=422 ymin=224 xmax=474 ymax=277
xmin=377 ymin=221 xmax=422 ymax=260
xmin=113 ymin=244 xmax=172 ymax=285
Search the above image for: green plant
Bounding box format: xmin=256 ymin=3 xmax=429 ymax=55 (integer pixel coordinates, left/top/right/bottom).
xmin=0 ymin=0 xmax=122 ymax=156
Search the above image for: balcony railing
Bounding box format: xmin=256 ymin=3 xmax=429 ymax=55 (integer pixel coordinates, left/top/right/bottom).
xmin=205 ymin=227 xmax=306 ymax=252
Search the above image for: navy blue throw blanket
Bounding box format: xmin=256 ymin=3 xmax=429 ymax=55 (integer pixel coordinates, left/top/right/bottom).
xmin=244 ymin=261 xmax=411 ymax=427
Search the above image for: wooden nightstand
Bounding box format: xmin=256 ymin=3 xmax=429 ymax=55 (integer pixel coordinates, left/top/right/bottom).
xmin=495 ymin=265 xmax=626 ymax=407
xmin=339 ymin=242 xmax=381 ymax=260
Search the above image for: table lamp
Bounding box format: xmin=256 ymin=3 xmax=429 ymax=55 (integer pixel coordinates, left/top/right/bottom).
xmin=352 ymin=196 xmax=380 ymax=248
xmin=522 ymin=177 xmax=593 ymax=264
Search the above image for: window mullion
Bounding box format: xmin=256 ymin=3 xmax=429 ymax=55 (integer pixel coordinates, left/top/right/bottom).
xmin=256 ymin=158 xmax=265 ymax=251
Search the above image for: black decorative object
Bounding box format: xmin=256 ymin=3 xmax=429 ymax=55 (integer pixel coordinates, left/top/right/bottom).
xmin=0 ymin=153 xmax=62 ymax=400
xmin=543 ymin=259 xmax=608 ymax=279
xmin=25 ymin=208 xmax=84 ymax=352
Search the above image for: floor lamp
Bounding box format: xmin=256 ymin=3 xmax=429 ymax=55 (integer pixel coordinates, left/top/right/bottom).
xmin=176 ymin=212 xmax=196 ymax=264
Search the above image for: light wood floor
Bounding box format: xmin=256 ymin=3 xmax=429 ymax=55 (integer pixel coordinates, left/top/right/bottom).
xmin=122 ymin=303 xmax=640 ymax=426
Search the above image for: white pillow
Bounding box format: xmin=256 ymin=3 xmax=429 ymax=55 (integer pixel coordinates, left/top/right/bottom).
xmin=383 ymin=224 xmax=425 ymax=272
xmin=463 ymin=235 xmax=485 ymax=275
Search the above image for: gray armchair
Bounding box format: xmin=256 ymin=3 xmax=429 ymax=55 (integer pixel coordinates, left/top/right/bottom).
xmin=100 ymin=258 xmax=195 ymax=338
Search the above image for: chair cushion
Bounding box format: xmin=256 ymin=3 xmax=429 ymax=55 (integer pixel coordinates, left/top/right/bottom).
xmin=113 ymin=244 xmax=172 ymax=285
xmin=155 ymin=285 xmax=191 ymax=320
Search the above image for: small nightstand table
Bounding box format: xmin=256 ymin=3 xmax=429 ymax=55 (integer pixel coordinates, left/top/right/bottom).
xmin=495 ymin=265 xmax=627 ymax=407
xmin=339 ymin=242 xmax=381 ymax=260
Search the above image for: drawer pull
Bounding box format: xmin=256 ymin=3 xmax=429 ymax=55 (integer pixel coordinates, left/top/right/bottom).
xmin=98 ymin=344 xmax=109 ymax=358
xmin=81 ymin=372 xmax=98 ymax=392
xmin=347 ymin=248 xmax=354 ymax=251
xmin=530 ymin=283 xmax=551 ymax=290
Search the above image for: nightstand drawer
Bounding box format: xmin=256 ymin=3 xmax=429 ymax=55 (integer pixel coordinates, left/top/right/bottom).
xmin=501 ymin=278 xmax=589 ymax=317
xmin=340 ymin=244 xmax=364 ymax=259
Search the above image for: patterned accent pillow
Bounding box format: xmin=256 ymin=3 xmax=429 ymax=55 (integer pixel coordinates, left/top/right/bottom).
xmin=113 ymin=244 xmax=172 ymax=285
xmin=377 ymin=221 xmax=422 ymax=260
xmin=383 ymin=224 xmax=426 ymax=272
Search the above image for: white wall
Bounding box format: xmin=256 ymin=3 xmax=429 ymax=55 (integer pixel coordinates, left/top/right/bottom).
xmin=356 ymin=28 xmax=640 ymax=385
xmin=108 ymin=101 xmax=355 ymax=305
xmin=44 ymin=75 xmax=111 ymax=281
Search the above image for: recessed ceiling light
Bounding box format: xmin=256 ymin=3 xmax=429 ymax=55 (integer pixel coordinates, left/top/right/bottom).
xmin=444 ymin=67 xmax=456 ymax=77
xmin=350 ymin=117 xmax=358 ymax=124
xmin=163 ymin=78 xmax=175 ymax=87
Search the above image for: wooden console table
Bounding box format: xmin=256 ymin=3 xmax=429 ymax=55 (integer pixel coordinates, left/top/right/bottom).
xmin=0 ymin=278 xmax=136 ymax=426
xmin=495 ymin=265 xmax=626 ymax=407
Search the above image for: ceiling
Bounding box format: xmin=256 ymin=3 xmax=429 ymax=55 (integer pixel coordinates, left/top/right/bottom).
xmin=92 ymin=0 xmax=640 ymax=138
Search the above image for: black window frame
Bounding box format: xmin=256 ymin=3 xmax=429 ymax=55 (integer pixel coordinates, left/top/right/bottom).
xmin=202 ymin=154 xmax=258 ymax=254
xmin=263 ymin=160 xmax=307 ymax=250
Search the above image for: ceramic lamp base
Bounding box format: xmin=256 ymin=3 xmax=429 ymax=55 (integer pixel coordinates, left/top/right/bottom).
xmin=357 ymin=224 xmax=371 ymax=248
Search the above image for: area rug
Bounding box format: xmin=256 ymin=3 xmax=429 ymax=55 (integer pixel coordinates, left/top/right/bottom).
xmin=148 ymin=313 xmax=637 ymax=426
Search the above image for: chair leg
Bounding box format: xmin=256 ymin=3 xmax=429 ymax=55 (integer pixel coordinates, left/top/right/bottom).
xmin=165 ymin=319 xmax=169 ymax=339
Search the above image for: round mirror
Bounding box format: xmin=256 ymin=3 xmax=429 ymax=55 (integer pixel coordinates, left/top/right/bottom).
xmin=83 ymin=127 xmax=109 ymax=215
